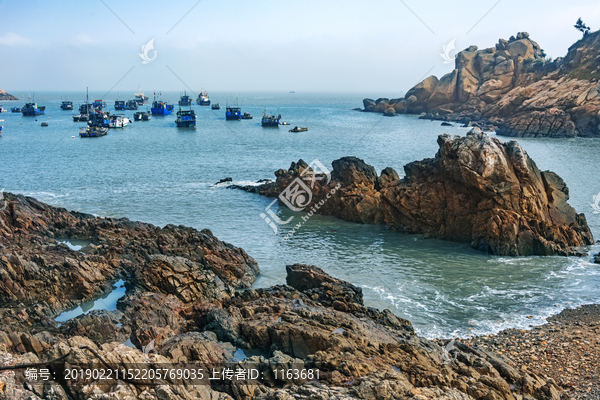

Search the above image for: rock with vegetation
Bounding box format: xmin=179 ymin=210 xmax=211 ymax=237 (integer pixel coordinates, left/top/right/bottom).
xmin=362 ymin=30 xmax=600 ymax=138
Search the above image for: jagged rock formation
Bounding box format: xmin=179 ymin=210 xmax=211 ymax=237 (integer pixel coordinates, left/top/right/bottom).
xmin=0 ymin=194 xmax=576 ymax=399
xmin=363 ymin=30 xmax=600 ymax=138
xmin=255 ymin=131 xmax=593 ymax=256
xmin=0 ymin=90 xmax=18 ymax=101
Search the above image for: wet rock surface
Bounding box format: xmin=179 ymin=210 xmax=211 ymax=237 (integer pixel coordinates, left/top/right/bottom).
xmin=459 ymin=304 xmax=600 ymax=400
xmin=0 ymin=195 xmax=587 ymax=399
xmin=253 ymin=131 xmax=593 ymax=256
xmin=362 ymin=31 xmax=600 ymax=138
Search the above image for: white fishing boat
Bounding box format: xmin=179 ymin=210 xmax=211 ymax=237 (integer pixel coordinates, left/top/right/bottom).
xmin=109 ymin=115 xmax=130 ymax=128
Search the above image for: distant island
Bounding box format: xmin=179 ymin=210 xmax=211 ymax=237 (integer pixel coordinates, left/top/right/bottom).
xmin=362 ymin=29 xmax=600 ymax=138
xmin=0 ymin=89 xmax=18 ymax=101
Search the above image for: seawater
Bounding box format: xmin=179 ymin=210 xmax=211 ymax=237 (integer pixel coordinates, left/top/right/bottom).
xmin=1 ymin=91 xmax=599 ymax=338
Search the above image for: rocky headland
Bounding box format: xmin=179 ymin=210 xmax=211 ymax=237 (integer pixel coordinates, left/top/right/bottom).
xmin=0 ymin=193 xmax=582 ymax=400
xmin=249 ymin=131 xmax=593 ymax=256
xmin=362 ymin=30 xmax=600 ymax=138
xmin=0 ymin=90 xmax=18 ymax=101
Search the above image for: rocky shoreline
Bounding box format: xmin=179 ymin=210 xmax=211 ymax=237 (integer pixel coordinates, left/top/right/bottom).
xmin=0 ymin=90 xmax=18 ymax=101
xmin=361 ymin=31 xmax=600 ymax=138
xmin=0 ymin=193 xmax=588 ymax=399
xmin=246 ymin=131 xmax=593 ymax=256
xmin=437 ymin=305 xmax=600 ymax=400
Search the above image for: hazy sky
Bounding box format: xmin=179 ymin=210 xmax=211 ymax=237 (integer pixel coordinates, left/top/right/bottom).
xmin=1 ymin=0 xmax=599 ymax=95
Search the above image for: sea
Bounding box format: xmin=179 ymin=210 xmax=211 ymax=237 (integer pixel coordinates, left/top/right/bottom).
xmin=1 ymin=91 xmax=599 ymax=339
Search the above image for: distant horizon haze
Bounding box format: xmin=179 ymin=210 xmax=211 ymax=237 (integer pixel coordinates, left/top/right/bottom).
xmin=1 ymin=0 xmax=600 ymax=94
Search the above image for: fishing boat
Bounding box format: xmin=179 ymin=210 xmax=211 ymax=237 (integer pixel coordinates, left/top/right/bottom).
xmin=134 ymin=87 xmax=148 ymax=105
xmin=179 ymin=91 xmax=193 ymax=106
xmin=133 ymin=111 xmax=151 ymax=121
xmin=10 ymin=107 xmax=21 ymax=113
xmin=125 ymin=100 xmax=138 ymax=110
xmin=73 ymin=88 xmax=94 ymax=122
xmin=88 ymin=111 xmax=110 ymax=127
xmin=114 ymin=100 xmax=126 ymax=110
xmin=289 ymin=126 xmax=308 ymax=132
xmin=108 ymin=115 xmax=130 ymax=128
xmin=79 ymin=125 xmax=108 ymax=138
xmin=225 ymin=105 xmax=241 ymax=120
xmin=21 ymin=103 xmax=46 ymax=116
xmin=41 ymin=122 xmax=48 ymax=127
xmin=60 ymin=100 xmax=74 ymax=110
xmin=261 ymin=112 xmax=281 ymax=127
xmin=211 ymin=103 xmax=220 ymax=110
xmin=73 ymin=114 xmax=89 ymax=122
xmin=93 ymin=99 xmax=106 ymax=109
xmin=0 ymin=105 xmax=6 ymax=113
xmin=151 ymin=93 xmax=174 ymax=115
xmin=175 ymin=108 xmax=196 ymax=128
xmin=196 ymin=88 xmax=210 ymax=106
xmin=241 ymin=112 xmax=253 ymax=120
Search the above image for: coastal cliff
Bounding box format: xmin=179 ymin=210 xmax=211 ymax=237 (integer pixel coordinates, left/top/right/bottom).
xmin=253 ymin=131 xmax=593 ymax=256
xmin=0 ymin=195 xmax=574 ymax=399
xmin=0 ymin=90 xmax=18 ymax=101
xmin=362 ymin=30 xmax=600 ymax=138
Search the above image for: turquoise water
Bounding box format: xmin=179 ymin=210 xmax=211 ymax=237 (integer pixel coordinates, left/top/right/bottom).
xmin=55 ymin=279 xmax=126 ymax=323
xmin=1 ymin=91 xmax=599 ymax=338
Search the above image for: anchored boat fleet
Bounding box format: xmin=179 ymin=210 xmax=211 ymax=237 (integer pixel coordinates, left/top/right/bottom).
xmin=0 ymin=88 xmax=308 ymax=137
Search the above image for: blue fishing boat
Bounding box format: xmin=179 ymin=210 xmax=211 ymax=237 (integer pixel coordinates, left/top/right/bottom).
xmin=93 ymin=99 xmax=106 ymax=109
xmin=60 ymin=100 xmax=74 ymax=110
xmin=88 ymin=111 xmax=111 ymax=128
xmin=179 ymin=91 xmax=193 ymax=106
xmin=21 ymin=103 xmax=46 ymax=116
xmin=125 ymin=100 xmax=138 ymax=110
xmin=114 ymin=100 xmax=126 ymax=110
xmin=79 ymin=125 xmax=108 ymax=138
xmin=175 ymin=108 xmax=196 ymax=128
xmin=151 ymin=93 xmax=174 ymax=115
xmin=226 ymin=105 xmax=241 ymax=120
xmin=261 ymin=111 xmax=281 ymax=127
xmin=11 ymin=107 xmax=21 ymax=113
xmin=196 ymin=88 xmax=210 ymax=106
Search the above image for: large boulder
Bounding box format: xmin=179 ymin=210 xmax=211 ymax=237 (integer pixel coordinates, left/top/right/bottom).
xmin=506 ymin=38 xmax=535 ymax=59
xmin=404 ymin=75 xmax=438 ymax=104
xmin=427 ymin=69 xmax=458 ymax=108
xmin=254 ymin=132 xmax=593 ymax=256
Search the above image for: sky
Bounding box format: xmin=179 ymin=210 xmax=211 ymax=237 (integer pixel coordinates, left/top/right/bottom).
xmin=1 ymin=0 xmax=600 ymax=96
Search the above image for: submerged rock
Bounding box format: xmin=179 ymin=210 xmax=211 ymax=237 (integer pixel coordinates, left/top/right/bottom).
xmin=254 ymin=131 xmax=593 ymax=256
